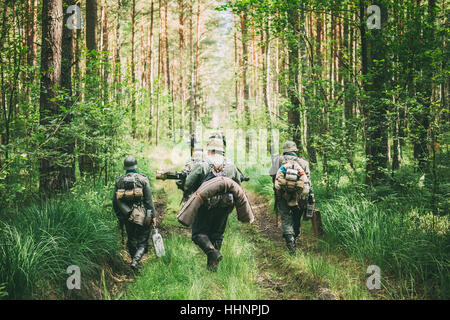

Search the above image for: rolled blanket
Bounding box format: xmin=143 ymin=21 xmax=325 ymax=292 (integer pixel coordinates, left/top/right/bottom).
xmin=177 ymin=176 xmax=255 ymax=227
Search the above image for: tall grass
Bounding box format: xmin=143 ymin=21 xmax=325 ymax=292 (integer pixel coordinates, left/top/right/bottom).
xmin=245 ymin=161 xmax=450 ymax=299
xmin=0 ymin=184 xmax=121 ymax=299
xmin=319 ymin=190 xmax=450 ymax=299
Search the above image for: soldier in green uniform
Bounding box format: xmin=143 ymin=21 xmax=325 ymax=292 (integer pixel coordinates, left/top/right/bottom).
xmin=175 ymin=146 xmax=204 ymax=198
xmin=183 ymin=145 xmax=204 ymax=173
xmin=269 ymin=141 xmax=314 ymax=254
xmin=113 ymin=156 xmax=157 ymax=270
xmin=184 ymin=137 xmax=241 ymax=271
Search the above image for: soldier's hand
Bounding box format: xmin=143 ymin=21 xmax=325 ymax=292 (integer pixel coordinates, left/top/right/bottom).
xmin=144 ymin=216 xmax=153 ymax=228
xmin=152 ymin=218 xmax=157 ymax=227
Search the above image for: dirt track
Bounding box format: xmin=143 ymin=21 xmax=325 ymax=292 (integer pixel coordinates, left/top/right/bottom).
xmin=245 ymin=190 xmax=337 ymax=300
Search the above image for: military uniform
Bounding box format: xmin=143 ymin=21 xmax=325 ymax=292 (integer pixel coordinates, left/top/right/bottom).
xmin=183 ymin=146 xmax=204 ymax=173
xmin=269 ymin=142 xmax=313 ymax=254
xmin=177 ymin=146 xmax=204 ymax=197
xmin=184 ymin=138 xmax=241 ymax=271
xmin=113 ymin=157 xmax=157 ymax=269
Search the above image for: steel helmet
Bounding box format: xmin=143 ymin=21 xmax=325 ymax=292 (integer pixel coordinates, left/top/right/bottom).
xmin=282 ymin=141 xmax=298 ymax=153
xmin=207 ymin=137 xmax=225 ymax=153
xmin=124 ymin=156 xmax=138 ymax=170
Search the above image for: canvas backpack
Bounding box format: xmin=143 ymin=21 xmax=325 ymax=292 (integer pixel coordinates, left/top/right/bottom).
xmin=275 ymin=158 xmax=306 ymax=206
xmin=203 ymin=157 xmax=234 ymax=210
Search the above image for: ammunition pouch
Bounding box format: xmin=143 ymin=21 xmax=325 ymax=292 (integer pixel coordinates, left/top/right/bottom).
xmin=206 ymin=193 xmax=234 ymax=211
xmin=128 ymin=205 xmax=146 ymax=226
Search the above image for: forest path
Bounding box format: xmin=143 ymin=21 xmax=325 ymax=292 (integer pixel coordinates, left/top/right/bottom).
xmin=119 ymin=144 xmax=372 ymax=300
xmin=243 ymin=190 xmax=337 ymax=300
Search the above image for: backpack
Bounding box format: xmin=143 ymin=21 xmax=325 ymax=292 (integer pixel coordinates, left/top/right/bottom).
xmin=275 ymin=158 xmax=306 ymax=206
xmin=115 ymin=173 xmax=144 ymax=203
xmin=115 ymin=173 xmax=145 ymax=225
xmin=202 ymin=157 xmax=234 ymax=210
xmin=203 ymin=157 xmax=227 ymax=183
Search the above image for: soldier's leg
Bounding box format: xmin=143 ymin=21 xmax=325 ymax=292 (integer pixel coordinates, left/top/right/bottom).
xmin=209 ymin=207 xmax=231 ymax=252
xmin=279 ymin=199 xmax=296 ymax=254
xmin=191 ymin=206 xmax=222 ymax=271
xmin=125 ymin=221 xmax=137 ymax=258
xmin=291 ymin=205 xmax=303 ymax=239
xmin=130 ymin=225 xmax=151 ymax=270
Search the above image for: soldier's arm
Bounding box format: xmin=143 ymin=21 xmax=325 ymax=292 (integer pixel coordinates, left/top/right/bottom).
xmin=184 ymin=162 xmax=205 ymax=193
xmin=300 ymin=171 xmax=310 ymax=197
xmin=269 ymin=155 xmax=280 ymax=185
xmin=142 ymin=178 xmax=157 ymax=219
xmin=112 ymin=180 xmax=120 ymax=217
xmin=302 ymin=160 xmax=314 ymax=197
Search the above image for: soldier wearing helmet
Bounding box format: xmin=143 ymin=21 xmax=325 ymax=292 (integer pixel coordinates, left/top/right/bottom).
xmin=184 ymin=145 xmax=204 ymax=173
xmin=178 ymin=145 xmax=205 ymax=199
xmin=269 ymin=141 xmax=314 ymax=254
xmin=184 ymin=137 xmax=241 ymax=272
xmin=113 ymin=156 xmax=158 ymax=270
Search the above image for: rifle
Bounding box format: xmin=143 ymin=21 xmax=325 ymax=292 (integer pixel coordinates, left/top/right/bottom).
xmin=237 ymin=167 xmax=250 ymax=182
xmin=156 ymin=170 xmax=188 ymax=189
xmin=190 ymin=135 xmax=195 ymax=158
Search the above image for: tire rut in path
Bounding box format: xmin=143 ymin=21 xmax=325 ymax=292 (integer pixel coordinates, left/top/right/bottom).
xmin=245 ymin=190 xmax=337 ymax=300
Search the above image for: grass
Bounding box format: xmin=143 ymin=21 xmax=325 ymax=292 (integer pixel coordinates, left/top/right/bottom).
xmin=0 ymin=180 xmax=122 ymax=299
xmin=319 ymin=191 xmax=450 ymax=299
xmin=122 ymin=143 xmax=267 ymax=300
xmin=244 ymin=154 xmax=450 ymax=299
xmin=124 ymin=178 xmax=266 ymax=300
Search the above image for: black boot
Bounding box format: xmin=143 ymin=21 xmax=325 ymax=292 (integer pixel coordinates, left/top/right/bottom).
xmin=193 ymin=234 xmax=222 ymax=272
xmin=212 ymin=239 xmax=223 ymax=251
xmin=130 ymin=246 xmax=145 ymax=270
xmin=285 ymin=235 xmax=296 ymax=255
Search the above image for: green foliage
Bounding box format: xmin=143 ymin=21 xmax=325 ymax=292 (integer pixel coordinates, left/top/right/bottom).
xmin=0 ymin=282 xmax=8 ymax=299
xmin=0 ymin=183 xmax=121 ymax=299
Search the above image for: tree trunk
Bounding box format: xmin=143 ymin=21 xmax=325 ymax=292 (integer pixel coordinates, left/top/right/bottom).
xmin=131 ymin=0 xmax=137 ymax=138
xmin=240 ymin=13 xmax=250 ymax=128
xmin=147 ymin=0 xmax=155 ymax=141
xmin=86 ymin=0 xmax=97 ymax=52
xmin=194 ymin=0 xmax=201 ymax=121
xmin=39 ymin=0 xmax=64 ymax=194
xmin=178 ymin=0 xmax=185 ymax=128
xmin=164 ymin=0 xmax=173 ymax=136
xmin=287 ymin=4 xmax=300 ymax=146
xmin=361 ymin=0 xmax=389 ymax=185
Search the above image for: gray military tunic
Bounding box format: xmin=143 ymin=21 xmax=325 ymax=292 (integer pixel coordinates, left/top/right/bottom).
xmin=113 ymin=171 xmax=157 ymax=255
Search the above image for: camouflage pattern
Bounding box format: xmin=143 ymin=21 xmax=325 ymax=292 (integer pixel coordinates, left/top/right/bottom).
xmin=269 ymin=149 xmax=313 ymax=253
xmin=184 ymin=154 xmax=241 ymax=194
xmin=282 ymin=141 xmax=298 ymax=153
